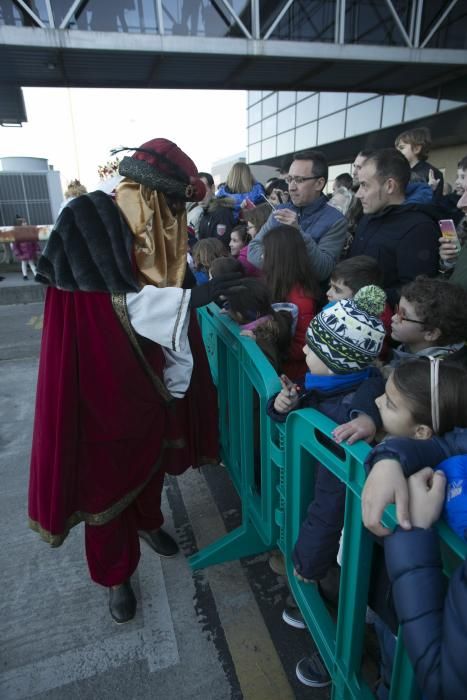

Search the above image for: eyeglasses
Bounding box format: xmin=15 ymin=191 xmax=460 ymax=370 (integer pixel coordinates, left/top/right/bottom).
xmin=393 ymin=304 xmax=425 ymax=325
xmin=285 ymin=175 xmax=321 ymax=185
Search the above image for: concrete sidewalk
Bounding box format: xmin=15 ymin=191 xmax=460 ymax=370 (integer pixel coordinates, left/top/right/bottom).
xmin=0 ymin=267 xmax=46 ymax=305
xmin=0 ymin=301 xmax=323 ymax=700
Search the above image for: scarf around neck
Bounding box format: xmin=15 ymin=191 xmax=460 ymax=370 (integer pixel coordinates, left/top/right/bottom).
xmin=305 ymin=368 xmax=371 ymax=392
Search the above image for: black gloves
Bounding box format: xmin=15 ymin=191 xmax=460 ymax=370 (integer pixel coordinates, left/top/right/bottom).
xmin=190 ymin=273 xmax=243 ymax=309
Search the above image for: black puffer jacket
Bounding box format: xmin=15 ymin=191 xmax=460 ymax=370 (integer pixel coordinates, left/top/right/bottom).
xmin=198 ymin=197 xmax=236 ymax=248
xmin=349 ymin=203 xmax=441 ymax=306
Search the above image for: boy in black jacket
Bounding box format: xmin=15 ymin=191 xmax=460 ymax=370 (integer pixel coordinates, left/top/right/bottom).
xmin=267 ymin=285 xmax=386 ymax=688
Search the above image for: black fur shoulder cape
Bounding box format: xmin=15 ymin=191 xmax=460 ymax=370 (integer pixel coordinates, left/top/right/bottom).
xmin=36 ymin=191 xmax=140 ymax=293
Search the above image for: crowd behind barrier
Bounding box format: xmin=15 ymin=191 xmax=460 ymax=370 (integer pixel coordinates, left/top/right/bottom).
xmin=193 ymin=303 xmax=467 ymax=700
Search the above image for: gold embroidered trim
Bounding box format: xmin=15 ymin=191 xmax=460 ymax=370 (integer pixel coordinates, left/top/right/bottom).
xmin=172 ymin=289 xmax=188 ymax=351
xmin=111 ymin=292 xmax=174 ymax=404
xmin=28 ymin=438 xmax=187 ymax=547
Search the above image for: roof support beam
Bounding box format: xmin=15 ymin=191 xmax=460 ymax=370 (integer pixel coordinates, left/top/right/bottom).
xmin=12 ymin=0 xmax=45 ymax=28
xmin=263 ymin=0 xmax=296 ymax=41
xmin=421 ymin=0 xmax=459 ymax=49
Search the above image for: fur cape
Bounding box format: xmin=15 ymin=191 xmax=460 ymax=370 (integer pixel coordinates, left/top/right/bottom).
xmin=36 ymin=191 xmax=140 ymax=293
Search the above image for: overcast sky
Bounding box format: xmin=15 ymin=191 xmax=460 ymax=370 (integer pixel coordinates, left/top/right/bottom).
xmin=0 ymin=87 xmax=247 ymax=190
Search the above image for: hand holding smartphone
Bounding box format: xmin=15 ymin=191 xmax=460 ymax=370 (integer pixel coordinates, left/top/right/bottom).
xmin=439 ymin=219 xmax=461 ymax=252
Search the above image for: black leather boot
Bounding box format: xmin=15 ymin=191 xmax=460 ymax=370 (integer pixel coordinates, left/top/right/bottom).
xmin=138 ymin=528 xmax=179 ymax=557
xmin=108 ymin=580 xmax=137 ymax=624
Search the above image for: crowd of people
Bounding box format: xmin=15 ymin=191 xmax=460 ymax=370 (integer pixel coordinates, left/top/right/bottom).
xmin=182 ymin=125 xmax=467 ymax=698
xmin=28 ymin=126 xmax=467 ymax=699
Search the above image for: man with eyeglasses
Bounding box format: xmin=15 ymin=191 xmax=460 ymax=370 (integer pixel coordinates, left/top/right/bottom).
xmin=247 ymin=149 xmax=347 ymax=281
xmin=349 ymin=148 xmax=440 ymax=307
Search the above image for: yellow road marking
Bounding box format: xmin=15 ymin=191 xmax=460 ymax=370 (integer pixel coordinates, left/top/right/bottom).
xmin=178 ymin=474 xmax=296 ymax=700
xmin=27 ymin=315 xmax=43 ymax=330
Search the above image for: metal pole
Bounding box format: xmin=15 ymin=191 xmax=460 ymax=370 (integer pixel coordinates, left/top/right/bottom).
xmin=59 ymin=0 xmax=88 ymax=30
xmin=412 ymin=0 xmax=424 ymax=48
xmin=12 ymin=0 xmax=45 ymax=27
xmin=251 ymin=0 xmax=260 ymax=39
xmin=421 ymin=0 xmax=459 ymax=48
xmin=155 ymin=0 xmax=164 ymax=35
xmin=217 ymin=0 xmax=252 ymax=39
xmin=263 ymin=0 xmax=296 ymax=41
xmin=44 ymin=0 xmax=55 ymax=28
xmin=337 ymin=0 xmax=346 ymax=44
xmin=383 ymin=0 xmax=412 ymax=47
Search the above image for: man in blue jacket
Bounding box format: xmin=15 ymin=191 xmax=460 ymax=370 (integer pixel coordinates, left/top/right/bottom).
xmin=247 ymin=149 xmax=347 ymax=281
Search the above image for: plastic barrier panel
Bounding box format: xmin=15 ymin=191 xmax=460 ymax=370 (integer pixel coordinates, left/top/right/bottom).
xmin=281 ymin=408 xmax=467 ymax=700
xmin=190 ymin=304 xmax=282 ymax=569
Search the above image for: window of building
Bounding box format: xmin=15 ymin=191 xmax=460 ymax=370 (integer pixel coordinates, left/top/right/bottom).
xmin=262 ymin=136 xmax=276 ymax=159
xmin=277 ymin=130 xmax=295 ymax=155
xmin=347 ymin=93 xmax=377 ymax=106
xmin=248 ymin=123 xmax=261 ymax=145
xmin=277 ymin=105 xmax=295 ymax=133
xmin=262 ymin=114 xmax=277 ymax=140
xmin=295 ymin=122 xmax=317 ymax=150
xmin=319 ymin=92 xmax=347 ymax=117
xmin=346 ymin=97 xmax=382 ymax=137
xmin=318 ymin=111 xmax=346 ymax=145
xmin=439 ymin=99 xmax=465 ymax=112
xmin=248 ymin=142 xmax=261 ymax=162
xmin=278 ymin=92 xmax=296 ymax=109
xmin=404 ymin=96 xmax=439 ymax=121
xmin=248 ymin=101 xmax=262 ymax=125
xmin=262 ymin=93 xmax=277 ymax=118
xmin=296 ymin=94 xmax=318 ymax=126
xmin=381 ymin=95 xmax=405 ymax=128
xmin=248 ymin=91 xmax=263 ymax=106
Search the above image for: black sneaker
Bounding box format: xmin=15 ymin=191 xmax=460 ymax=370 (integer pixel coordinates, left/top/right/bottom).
xmin=282 ymin=601 xmax=306 ymax=629
xmin=138 ymin=528 xmax=179 ymax=557
xmin=296 ymin=652 xmax=331 ymax=688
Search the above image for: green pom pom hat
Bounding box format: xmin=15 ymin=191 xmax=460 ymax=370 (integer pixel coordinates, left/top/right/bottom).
xmin=306 ymin=285 xmax=387 ymax=374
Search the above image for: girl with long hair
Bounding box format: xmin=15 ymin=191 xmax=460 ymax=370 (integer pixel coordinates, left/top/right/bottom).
xmin=262 ymin=224 xmax=320 ymax=378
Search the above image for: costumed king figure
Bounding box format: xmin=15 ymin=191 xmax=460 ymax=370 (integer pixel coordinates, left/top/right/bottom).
xmin=29 ymin=139 xmax=240 ymax=623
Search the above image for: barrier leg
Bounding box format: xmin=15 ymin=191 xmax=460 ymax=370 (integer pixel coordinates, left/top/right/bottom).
xmin=189 ymin=519 xmax=271 ymax=570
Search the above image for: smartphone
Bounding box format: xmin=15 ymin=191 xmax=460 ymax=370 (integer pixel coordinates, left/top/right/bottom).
xmin=439 ymin=219 xmax=458 ymax=241
xmin=439 ymin=219 xmax=461 ymax=251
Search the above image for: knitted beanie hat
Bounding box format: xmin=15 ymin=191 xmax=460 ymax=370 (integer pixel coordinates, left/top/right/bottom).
xmin=114 ymin=139 xmax=206 ymax=202
xmin=306 ymin=285 xmax=386 ymax=374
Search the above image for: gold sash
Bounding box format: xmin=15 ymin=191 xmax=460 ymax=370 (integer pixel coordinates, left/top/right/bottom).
xmin=116 ymin=179 xmax=187 ymax=288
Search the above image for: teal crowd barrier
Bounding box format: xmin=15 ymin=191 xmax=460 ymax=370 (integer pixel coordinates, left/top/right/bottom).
xmin=191 ymin=305 xmax=467 ymax=699
xmin=190 ymin=303 xmax=282 ymax=569
xmin=279 ymin=407 xmax=467 ymax=700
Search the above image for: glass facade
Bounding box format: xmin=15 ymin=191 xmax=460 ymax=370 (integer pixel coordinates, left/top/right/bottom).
xmin=1 ymin=0 xmax=465 ymax=46
xmin=247 ymin=89 xmax=464 ymax=163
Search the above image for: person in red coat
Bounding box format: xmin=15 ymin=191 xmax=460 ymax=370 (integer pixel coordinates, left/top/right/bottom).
xmin=29 ymin=138 xmax=239 ymax=623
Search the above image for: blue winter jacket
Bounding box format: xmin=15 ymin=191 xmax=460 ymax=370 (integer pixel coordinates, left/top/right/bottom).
xmin=247 ymin=195 xmax=347 ymax=281
xmin=384 ymin=526 xmax=467 ymax=700
xmin=404 ymin=180 xmax=434 ymax=204
xmin=366 ymin=427 xmax=467 ymax=477
xmin=216 ymin=181 xmax=266 ymax=222
xmin=267 ymin=368 xmax=384 ymax=579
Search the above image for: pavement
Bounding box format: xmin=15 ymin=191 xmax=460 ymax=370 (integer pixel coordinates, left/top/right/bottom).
xmin=0 ymin=266 xmax=46 ymax=306
xmin=0 ymin=296 xmax=329 ymax=700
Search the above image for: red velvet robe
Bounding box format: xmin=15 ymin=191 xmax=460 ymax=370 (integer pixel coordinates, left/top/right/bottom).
xmin=28 ymin=287 xmax=219 ymax=546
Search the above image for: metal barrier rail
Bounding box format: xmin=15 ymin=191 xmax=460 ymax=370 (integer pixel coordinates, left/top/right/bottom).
xmin=282 ymin=408 xmax=466 ymax=700
xmin=191 ymin=306 xmax=467 ymax=698
xmin=190 ymin=303 xmax=282 ymax=569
